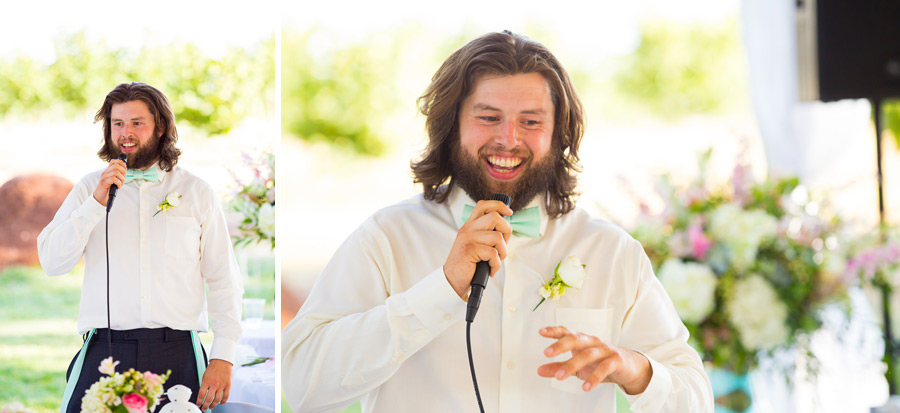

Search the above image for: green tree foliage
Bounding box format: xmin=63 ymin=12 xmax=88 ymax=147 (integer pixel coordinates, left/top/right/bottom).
xmin=282 ymin=28 xmax=407 ymax=156
xmin=883 ymin=99 xmax=900 ymax=149
xmin=614 ymin=20 xmax=746 ymax=119
xmin=0 ymin=32 xmax=275 ymax=136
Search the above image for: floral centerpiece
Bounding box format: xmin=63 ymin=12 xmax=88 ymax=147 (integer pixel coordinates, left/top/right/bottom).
xmin=845 ymin=227 xmax=900 ymax=392
xmin=81 ymin=357 xmax=170 ymax=412
xmin=227 ymin=149 xmax=275 ymax=249
xmin=628 ymin=150 xmax=850 ymax=382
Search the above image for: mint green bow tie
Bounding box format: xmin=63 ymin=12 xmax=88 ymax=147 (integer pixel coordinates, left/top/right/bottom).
xmin=461 ymin=204 xmax=541 ymax=238
xmin=124 ymin=166 xmax=159 ymax=184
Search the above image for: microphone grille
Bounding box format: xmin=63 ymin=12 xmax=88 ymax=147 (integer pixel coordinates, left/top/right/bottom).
xmin=490 ymin=193 xmax=511 ymax=207
xmin=117 ymin=153 xmax=128 ymax=163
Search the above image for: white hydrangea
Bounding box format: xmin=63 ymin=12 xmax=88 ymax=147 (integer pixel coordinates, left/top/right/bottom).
xmin=657 ymin=258 xmax=718 ymax=323
xmin=708 ymin=204 xmax=779 ymax=272
xmin=257 ymin=203 xmax=275 ymax=238
xmin=727 ymin=274 xmax=790 ymax=350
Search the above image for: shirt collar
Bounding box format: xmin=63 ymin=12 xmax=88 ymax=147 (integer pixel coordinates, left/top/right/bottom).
xmin=447 ymin=185 xmax=549 ymax=237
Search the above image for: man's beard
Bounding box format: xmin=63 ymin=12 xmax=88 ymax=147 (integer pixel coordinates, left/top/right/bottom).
xmin=450 ymin=142 xmax=559 ymax=212
xmin=117 ymin=135 xmax=161 ymax=170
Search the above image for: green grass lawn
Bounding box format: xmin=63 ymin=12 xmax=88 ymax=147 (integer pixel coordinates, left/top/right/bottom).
xmin=0 ymin=265 xmax=83 ymax=412
xmin=0 ymin=253 xmax=274 ymax=412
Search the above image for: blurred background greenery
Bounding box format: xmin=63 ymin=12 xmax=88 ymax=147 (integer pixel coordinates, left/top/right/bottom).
xmin=281 ymin=20 xmax=748 ymax=157
xmin=0 ymin=31 xmax=275 ymax=135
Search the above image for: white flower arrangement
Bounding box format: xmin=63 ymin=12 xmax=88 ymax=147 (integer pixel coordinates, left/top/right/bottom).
xmin=627 ymin=149 xmax=850 ymax=374
xmin=227 ymin=150 xmax=275 ymax=249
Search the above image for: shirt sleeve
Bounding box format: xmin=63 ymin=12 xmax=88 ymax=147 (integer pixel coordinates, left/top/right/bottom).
xmin=281 ymin=217 xmax=466 ymax=412
xmin=619 ymin=240 xmax=714 ymax=412
xmin=37 ymin=176 xmax=106 ymax=276
xmin=198 ymin=183 xmax=244 ymax=364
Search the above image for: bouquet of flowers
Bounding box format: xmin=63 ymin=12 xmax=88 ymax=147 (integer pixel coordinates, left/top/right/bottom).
xmin=227 ymin=149 xmax=275 ymax=249
xmin=629 ymin=150 xmax=851 ymax=375
xmin=81 ymin=357 xmax=170 ymax=412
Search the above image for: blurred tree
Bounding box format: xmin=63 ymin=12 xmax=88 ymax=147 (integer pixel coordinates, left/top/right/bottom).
xmin=0 ymin=31 xmax=275 ymax=136
xmin=614 ymin=20 xmax=746 ymax=119
xmin=282 ymin=28 xmax=402 ymax=156
xmin=884 ymin=99 xmax=900 ymax=148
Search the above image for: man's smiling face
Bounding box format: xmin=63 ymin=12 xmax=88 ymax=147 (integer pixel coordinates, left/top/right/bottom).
xmin=452 ymin=72 xmax=557 ymax=210
xmin=110 ymin=100 xmax=161 ymax=170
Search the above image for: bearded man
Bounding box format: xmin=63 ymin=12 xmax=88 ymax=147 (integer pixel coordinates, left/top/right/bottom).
xmin=282 ymin=31 xmax=713 ymax=412
xmin=38 ymin=82 xmax=243 ymax=412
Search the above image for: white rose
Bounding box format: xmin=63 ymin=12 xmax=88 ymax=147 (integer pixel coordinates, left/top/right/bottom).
xmin=726 ymin=274 xmax=790 ymax=350
xmin=165 ymin=192 xmax=182 ymax=207
xmin=257 ymin=203 xmax=275 ymax=238
xmin=657 ymin=258 xmax=717 ymax=323
xmin=557 ymin=255 xmax=586 ymax=289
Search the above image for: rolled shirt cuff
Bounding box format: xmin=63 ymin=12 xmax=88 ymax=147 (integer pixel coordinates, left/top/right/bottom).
xmin=209 ymin=336 xmax=239 ymax=366
xmin=623 ymin=353 xmax=672 ymax=413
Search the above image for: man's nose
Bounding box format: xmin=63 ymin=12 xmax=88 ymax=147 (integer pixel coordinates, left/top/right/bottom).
xmin=495 ymin=120 xmax=519 ymax=147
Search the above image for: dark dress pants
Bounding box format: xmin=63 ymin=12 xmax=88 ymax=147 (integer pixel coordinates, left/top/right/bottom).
xmin=64 ymin=327 xmax=208 ymax=413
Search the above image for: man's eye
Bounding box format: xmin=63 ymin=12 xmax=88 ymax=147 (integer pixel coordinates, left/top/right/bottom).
xmin=134 ymin=122 xmax=142 ymax=126
xmin=523 ymin=120 xmax=540 ymax=126
xmin=480 ymin=116 xmax=499 ymax=122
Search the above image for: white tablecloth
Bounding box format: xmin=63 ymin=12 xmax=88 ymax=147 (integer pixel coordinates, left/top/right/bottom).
xmin=228 ymin=320 xmax=276 ymax=408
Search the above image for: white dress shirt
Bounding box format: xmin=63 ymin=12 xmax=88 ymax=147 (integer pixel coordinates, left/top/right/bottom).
xmin=37 ymin=165 xmax=243 ymax=364
xmin=282 ymin=186 xmax=713 ymax=412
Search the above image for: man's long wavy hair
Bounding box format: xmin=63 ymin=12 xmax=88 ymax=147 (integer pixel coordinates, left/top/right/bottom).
xmin=95 ymin=82 xmax=181 ymax=172
xmin=411 ymin=31 xmax=585 ymax=218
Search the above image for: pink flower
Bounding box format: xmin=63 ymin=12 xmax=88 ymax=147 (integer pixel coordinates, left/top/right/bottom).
xmin=143 ymin=372 xmax=162 ymax=388
xmin=122 ymin=393 xmax=148 ymax=413
xmin=687 ymin=223 xmax=712 ymax=260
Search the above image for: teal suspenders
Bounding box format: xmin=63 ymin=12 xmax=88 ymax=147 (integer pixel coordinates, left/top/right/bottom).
xmin=60 ymin=328 xmax=96 ymax=413
xmin=190 ymin=330 xmax=211 ymax=413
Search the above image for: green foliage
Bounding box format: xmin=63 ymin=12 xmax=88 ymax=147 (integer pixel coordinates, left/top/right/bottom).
xmin=282 ymin=28 xmax=404 ymax=155
xmin=614 ymin=19 xmax=746 ymax=119
xmin=0 ymin=31 xmax=275 ymax=136
xmin=881 ymin=98 xmax=900 ymax=149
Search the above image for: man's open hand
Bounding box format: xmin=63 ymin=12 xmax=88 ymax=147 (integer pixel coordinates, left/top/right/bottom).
xmin=537 ymin=326 xmax=652 ymax=394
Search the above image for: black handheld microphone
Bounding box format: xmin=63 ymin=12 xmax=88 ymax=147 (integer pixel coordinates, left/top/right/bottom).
xmin=465 ymin=193 xmax=511 ymax=323
xmin=106 ymin=153 xmax=128 ymax=212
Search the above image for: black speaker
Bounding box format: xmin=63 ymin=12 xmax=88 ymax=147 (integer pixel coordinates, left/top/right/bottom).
xmin=805 ymin=0 xmax=900 ymax=102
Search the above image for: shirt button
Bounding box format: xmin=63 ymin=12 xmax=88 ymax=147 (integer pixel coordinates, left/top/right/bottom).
xmin=397 ymin=354 xmax=404 ymax=362
xmin=641 ymin=403 xmax=648 ymax=409
xmin=506 ymin=361 xmax=515 ymax=370
xmin=443 ymin=313 xmax=452 ymax=320
xmin=508 ymin=305 xmax=517 ymax=312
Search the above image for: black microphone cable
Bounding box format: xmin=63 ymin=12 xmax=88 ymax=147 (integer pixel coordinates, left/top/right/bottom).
xmin=105 ymin=153 xmax=126 ymax=357
xmin=465 ymin=193 xmax=510 ymax=413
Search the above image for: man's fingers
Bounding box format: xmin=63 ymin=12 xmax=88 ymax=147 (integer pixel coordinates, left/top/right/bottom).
xmin=582 ymin=355 xmax=620 ymax=391
xmin=466 ymin=200 xmax=513 ymax=224
xmin=539 ymin=326 xmax=574 ymax=339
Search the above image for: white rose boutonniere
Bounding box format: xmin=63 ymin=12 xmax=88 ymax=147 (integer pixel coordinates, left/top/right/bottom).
xmin=534 ymin=255 xmax=586 ymax=311
xmin=153 ymin=191 xmax=182 ymax=217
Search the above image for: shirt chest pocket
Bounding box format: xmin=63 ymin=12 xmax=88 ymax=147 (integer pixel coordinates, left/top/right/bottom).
xmin=552 ymin=307 xmax=615 ymax=394
xmin=164 ymin=216 xmax=201 ymax=264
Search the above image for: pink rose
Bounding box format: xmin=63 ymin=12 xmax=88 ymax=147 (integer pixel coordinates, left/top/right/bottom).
xmin=143 ymin=372 xmax=162 ymax=388
xmin=122 ymin=393 xmax=148 ymax=413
